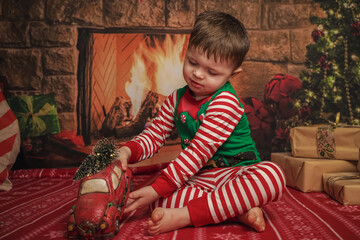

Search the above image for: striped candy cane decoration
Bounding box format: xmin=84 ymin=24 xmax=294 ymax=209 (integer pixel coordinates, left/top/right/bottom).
xmin=0 ymin=90 xmax=21 ymax=191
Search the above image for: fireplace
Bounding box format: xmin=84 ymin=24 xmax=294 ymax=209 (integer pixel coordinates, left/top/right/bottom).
xmin=77 ymin=29 xmax=191 ymax=145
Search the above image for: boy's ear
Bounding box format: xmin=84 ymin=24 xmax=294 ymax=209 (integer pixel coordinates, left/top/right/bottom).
xmin=230 ymin=67 xmax=242 ymax=79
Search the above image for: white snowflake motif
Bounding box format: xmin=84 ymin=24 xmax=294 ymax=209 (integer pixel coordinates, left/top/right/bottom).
xmin=292 ymin=224 xmax=313 ymax=233
xmin=43 ymin=230 xmax=66 ymax=239
xmin=324 ymin=198 xmax=340 ymax=206
xmin=213 ymin=231 xmax=246 ymax=239
xmin=130 ymin=221 xmax=152 ymax=240
xmin=351 ymin=215 xmax=360 ymax=221
xmin=184 ymin=139 xmax=191 ymax=145
xmin=339 ymin=206 xmax=360 ymax=212
xmin=181 ymin=114 xmax=186 ymax=124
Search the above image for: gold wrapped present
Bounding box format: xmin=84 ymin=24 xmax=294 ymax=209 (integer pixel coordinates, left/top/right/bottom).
xmin=323 ymin=172 xmax=360 ymax=206
xmin=290 ymin=126 xmax=360 ymax=161
xmin=358 ymin=149 xmax=360 ymax=171
xmin=271 ymin=152 xmax=357 ymax=192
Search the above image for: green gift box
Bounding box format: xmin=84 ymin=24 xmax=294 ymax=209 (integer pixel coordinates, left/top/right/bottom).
xmin=7 ymin=94 xmax=60 ymax=137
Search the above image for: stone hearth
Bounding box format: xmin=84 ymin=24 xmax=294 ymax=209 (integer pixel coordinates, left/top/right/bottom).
xmin=0 ymin=0 xmax=324 ymax=145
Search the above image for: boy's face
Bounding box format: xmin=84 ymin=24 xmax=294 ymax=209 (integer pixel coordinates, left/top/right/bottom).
xmin=183 ymin=48 xmax=241 ymax=100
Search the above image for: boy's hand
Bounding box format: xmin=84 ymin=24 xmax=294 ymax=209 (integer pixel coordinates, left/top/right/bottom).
xmin=124 ymin=186 xmax=160 ymax=214
xmin=116 ymin=146 xmax=131 ymax=170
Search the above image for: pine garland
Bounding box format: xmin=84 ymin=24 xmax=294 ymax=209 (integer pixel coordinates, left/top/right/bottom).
xmin=73 ymin=138 xmax=118 ymax=181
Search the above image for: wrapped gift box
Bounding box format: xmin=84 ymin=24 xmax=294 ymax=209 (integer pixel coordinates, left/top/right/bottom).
xmin=7 ymin=94 xmax=60 ymax=137
xmin=271 ymin=152 xmax=357 ymax=192
xmin=290 ymin=126 xmax=360 ymax=161
xmin=323 ymin=172 xmax=360 ymax=205
xmin=358 ymin=149 xmax=360 ymax=171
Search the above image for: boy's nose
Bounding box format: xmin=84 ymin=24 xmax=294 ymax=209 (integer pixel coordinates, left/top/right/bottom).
xmin=193 ymin=70 xmax=204 ymax=79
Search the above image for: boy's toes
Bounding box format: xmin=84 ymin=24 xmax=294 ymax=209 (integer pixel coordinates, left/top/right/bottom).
xmin=151 ymin=208 xmax=165 ymax=223
xmin=237 ymin=207 xmax=266 ymax=232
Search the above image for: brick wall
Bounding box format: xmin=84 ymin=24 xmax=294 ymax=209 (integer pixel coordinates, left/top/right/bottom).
xmin=0 ymin=0 xmax=324 ymax=133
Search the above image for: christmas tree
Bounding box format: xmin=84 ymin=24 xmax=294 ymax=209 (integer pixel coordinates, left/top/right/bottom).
xmin=73 ymin=138 xmax=118 ymax=181
xmin=294 ymin=0 xmax=360 ymax=125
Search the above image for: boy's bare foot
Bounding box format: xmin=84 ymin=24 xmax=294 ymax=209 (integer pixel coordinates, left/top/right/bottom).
xmin=237 ymin=207 xmax=265 ymax=232
xmin=147 ymin=207 xmax=192 ymax=235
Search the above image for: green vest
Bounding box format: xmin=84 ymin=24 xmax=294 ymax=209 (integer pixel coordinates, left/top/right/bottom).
xmin=174 ymin=82 xmax=261 ymax=167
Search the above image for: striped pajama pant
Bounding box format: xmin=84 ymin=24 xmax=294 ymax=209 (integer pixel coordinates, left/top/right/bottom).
xmin=151 ymin=161 xmax=286 ymax=227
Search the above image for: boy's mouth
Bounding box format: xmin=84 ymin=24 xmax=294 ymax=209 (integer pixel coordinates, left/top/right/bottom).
xmin=190 ymin=79 xmax=202 ymax=89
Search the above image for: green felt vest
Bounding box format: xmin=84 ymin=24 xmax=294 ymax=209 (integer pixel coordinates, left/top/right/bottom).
xmin=174 ymin=82 xmax=261 ymax=167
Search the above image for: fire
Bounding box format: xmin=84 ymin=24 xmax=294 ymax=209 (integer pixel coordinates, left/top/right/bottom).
xmin=125 ymin=34 xmax=188 ymax=117
xmin=125 ymin=51 xmax=149 ymax=118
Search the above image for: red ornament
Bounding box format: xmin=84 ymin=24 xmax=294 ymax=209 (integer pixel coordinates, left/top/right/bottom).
xmin=22 ymin=138 xmax=33 ymax=152
xmin=263 ymin=74 xmax=302 ymax=119
xmin=299 ymin=104 xmax=311 ymax=119
xmin=319 ymin=54 xmax=332 ymax=70
xmin=311 ymin=29 xmax=324 ymax=42
xmin=351 ymin=21 xmax=360 ymax=36
xmin=67 ymin=162 xmax=132 ymax=239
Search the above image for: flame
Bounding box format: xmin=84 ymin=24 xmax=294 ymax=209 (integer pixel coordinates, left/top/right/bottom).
xmin=125 ymin=51 xmax=149 ymax=118
xmin=125 ymin=34 xmax=188 ymax=117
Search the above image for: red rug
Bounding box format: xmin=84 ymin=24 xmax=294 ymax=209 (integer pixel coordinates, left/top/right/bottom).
xmin=0 ymin=168 xmax=359 ymax=240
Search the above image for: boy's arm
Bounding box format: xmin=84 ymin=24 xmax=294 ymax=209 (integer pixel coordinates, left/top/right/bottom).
xmin=152 ymin=92 xmax=244 ymax=197
xmin=120 ymin=90 xmax=178 ymax=163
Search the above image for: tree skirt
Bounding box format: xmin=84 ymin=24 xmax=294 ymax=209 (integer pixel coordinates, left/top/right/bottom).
xmin=0 ymin=167 xmax=359 ymax=240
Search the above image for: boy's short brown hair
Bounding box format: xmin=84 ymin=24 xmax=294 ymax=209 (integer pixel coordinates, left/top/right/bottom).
xmin=189 ymin=11 xmax=250 ymax=69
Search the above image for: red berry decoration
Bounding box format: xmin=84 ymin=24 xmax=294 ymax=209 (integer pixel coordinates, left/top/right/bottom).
xmin=311 ymin=29 xmax=324 ymax=42
xmin=299 ymin=104 xmax=311 ymax=119
xmin=351 ymin=21 xmax=360 ymax=36
xmin=318 ymin=54 xmax=332 ymax=70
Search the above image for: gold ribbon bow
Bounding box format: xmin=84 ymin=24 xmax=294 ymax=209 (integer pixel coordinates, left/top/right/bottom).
xmin=18 ymin=96 xmax=57 ymax=136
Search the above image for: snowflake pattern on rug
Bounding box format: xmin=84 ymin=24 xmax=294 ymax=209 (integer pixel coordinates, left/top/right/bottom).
xmin=1 ymin=169 xmax=360 ymax=240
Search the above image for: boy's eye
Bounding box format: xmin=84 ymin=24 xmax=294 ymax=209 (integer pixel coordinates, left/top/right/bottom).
xmin=188 ymin=59 xmax=197 ymax=65
xmin=208 ymin=70 xmax=218 ymax=76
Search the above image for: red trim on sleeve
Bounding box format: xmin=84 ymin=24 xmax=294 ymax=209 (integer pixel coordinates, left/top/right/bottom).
xmin=121 ymin=141 xmax=143 ymax=163
xmin=187 ymin=196 xmax=215 ymax=227
xmin=151 ymin=173 xmax=178 ymax=198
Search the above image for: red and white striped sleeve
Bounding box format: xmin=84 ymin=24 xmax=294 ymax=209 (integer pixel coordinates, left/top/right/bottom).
xmin=124 ymin=90 xmax=178 ymax=163
xmin=152 ymin=91 xmax=245 ymax=197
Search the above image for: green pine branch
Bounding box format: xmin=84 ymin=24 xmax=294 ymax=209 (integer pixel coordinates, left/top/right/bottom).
xmin=73 ymin=138 xmax=119 ymax=181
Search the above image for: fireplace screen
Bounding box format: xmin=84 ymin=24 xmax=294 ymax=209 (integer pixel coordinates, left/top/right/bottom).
xmin=88 ymin=32 xmax=190 ymax=143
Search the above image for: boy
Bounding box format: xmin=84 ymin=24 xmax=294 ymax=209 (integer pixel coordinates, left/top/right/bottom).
xmin=117 ymin=11 xmax=285 ymax=235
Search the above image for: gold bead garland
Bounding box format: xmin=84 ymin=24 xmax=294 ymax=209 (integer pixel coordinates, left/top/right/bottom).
xmin=320 ymin=69 xmax=327 ymax=118
xmin=344 ymin=39 xmax=354 ymax=123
